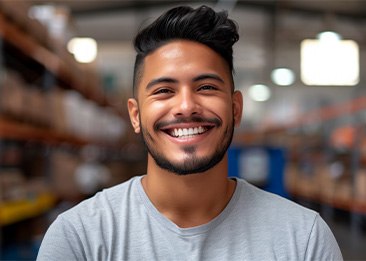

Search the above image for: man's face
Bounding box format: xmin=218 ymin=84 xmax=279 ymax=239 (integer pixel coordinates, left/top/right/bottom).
xmin=128 ymin=40 xmax=243 ymax=175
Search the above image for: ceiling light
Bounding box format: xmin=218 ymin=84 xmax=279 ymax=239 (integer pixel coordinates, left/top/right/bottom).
xmin=301 ymin=38 xmax=359 ymax=86
xmin=317 ymin=31 xmax=342 ymax=43
xmin=67 ymin=37 xmax=98 ymax=63
xmin=248 ymin=84 xmax=271 ymax=102
xmin=271 ymin=68 xmax=295 ymax=86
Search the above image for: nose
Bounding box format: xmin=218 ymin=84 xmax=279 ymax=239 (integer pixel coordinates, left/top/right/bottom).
xmin=173 ymin=87 xmax=201 ymax=117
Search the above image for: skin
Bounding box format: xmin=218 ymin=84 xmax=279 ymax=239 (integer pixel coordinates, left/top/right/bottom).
xmin=128 ymin=40 xmax=243 ymax=228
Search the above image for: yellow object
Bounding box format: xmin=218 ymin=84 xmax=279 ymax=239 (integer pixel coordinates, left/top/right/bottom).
xmin=0 ymin=193 xmax=56 ymax=226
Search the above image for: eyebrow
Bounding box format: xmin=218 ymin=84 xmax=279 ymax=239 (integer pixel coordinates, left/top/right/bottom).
xmin=146 ymin=77 xmax=178 ymax=90
xmin=192 ymin=73 xmax=225 ymax=83
xmin=145 ymin=73 xmax=225 ymax=90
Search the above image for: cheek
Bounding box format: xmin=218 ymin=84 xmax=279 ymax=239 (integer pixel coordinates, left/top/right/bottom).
xmin=140 ymin=101 xmax=169 ymax=125
xmin=204 ymin=99 xmax=232 ymax=119
xmin=146 ymin=100 xmax=169 ymax=111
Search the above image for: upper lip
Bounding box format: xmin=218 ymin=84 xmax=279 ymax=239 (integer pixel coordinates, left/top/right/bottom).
xmin=156 ymin=116 xmax=221 ymax=132
xmin=154 ymin=116 xmax=222 ymax=136
xmin=159 ymin=122 xmax=215 ymax=131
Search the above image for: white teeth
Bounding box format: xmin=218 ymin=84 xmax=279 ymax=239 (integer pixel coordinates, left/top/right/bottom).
xmin=170 ymin=126 xmax=207 ymax=138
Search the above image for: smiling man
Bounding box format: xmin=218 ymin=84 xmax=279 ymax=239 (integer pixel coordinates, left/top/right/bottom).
xmin=37 ymin=5 xmax=343 ymax=261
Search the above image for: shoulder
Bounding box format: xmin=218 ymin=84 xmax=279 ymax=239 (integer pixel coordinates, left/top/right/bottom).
xmin=60 ymin=176 xmax=142 ymax=223
xmin=236 ymin=178 xmax=317 ymax=221
xmin=37 ymin=176 xmax=145 ymax=260
xmin=233 ymin=178 xmax=320 ymax=239
xmin=232 ymin=179 xmax=342 ymax=259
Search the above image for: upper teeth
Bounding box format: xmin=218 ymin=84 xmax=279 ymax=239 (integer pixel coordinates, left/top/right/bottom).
xmin=171 ymin=126 xmax=206 ymax=138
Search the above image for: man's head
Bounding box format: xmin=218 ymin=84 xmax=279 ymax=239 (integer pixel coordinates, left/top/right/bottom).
xmin=132 ymin=5 xmax=239 ymax=96
xmin=128 ymin=5 xmax=243 ymax=175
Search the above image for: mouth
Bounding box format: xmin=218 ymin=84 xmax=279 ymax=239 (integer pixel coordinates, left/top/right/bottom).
xmin=156 ymin=117 xmax=221 ymax=140
xmin=161 ymin=125 xmax=214 ymax=139
xmin=170 ymin=126 xmax=211 ymax=138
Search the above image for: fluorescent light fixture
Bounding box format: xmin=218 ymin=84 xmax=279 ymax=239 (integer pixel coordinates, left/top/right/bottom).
xmin=271 ymin=68 xmax=295 ymax=86
xmin=67 ymin=37 xmax=98 ymax=63
xmin=301 ymin=37 xmax=359 ymax=86
xmin=317 ymin=31 xmax=342 ymax=42
xmin=248 ymin=84 xmax=271 ymax=102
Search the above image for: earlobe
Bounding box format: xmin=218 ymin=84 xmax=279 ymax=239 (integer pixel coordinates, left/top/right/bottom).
xmin=127 ymin=98 xmax=141 ymax=133
xmin=233 ymin=90 xmax=243 ymax=127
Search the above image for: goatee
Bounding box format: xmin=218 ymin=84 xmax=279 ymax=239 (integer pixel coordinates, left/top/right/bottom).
xmin=140 ymin=115 xmax=234 ymax=175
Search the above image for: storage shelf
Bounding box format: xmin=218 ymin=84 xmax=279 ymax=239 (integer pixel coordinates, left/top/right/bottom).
xmin=0 ymin=193 xmax=56 ymax=226
xmin=288 ymin=188 xmax=366 ymax=214
xmin=0 ymin=11 xmax=112 ymax=108
xmin=260 ymin=96 xmax=366 ymax=134
xmin=0 ymin=117 xmax=88 ymax=146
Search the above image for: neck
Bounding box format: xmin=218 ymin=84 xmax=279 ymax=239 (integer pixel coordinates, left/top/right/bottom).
xmin=142 ymin=154 xmax=236 ymax=228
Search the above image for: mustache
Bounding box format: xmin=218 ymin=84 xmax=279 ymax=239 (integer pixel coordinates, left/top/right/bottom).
xmin=154 ymin=116 xmax=222 ymax=131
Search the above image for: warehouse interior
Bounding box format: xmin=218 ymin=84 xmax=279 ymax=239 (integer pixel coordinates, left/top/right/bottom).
xmin=1 ymin=0 xmax=366 ymax=259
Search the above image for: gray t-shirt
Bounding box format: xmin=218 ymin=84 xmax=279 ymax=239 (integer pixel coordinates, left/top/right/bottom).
xmin=37 ymin=176 xmax=343 ymax=260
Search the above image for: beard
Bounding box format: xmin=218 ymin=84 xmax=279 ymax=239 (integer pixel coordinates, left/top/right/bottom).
xmin=140 ymin=115 xmax=235 ymax=175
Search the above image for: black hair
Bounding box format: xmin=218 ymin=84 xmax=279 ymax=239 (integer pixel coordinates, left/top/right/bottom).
xmin=132 ymin=5 xmax=239 ymax=96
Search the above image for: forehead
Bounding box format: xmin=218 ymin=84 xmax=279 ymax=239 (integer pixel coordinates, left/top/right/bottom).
xmin=138 ymin=40 xmax=231 ymax=88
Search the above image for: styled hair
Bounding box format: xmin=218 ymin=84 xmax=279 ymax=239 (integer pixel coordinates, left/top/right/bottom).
xmin=132 ymin=5 xmax=239 ymax=96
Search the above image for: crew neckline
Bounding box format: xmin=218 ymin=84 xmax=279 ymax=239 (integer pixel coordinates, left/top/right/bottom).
xmin=135 ymin=175 xmax=242 ymax=237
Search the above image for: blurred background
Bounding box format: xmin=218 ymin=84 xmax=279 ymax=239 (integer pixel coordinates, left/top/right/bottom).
xmin=0 ymin=0 xmax=365 ymax=259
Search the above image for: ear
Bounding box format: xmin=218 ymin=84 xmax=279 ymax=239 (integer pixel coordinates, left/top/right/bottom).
xmin=232 ymin=90 xmax=243 ymax=127
xmin=127 ymin=98 xmax=141 ymax=133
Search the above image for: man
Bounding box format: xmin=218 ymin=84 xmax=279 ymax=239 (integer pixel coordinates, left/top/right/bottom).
xmin=37 ymin=5 xmax=343 ymax=260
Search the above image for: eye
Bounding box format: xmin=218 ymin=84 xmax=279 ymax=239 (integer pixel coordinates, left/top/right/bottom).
xmin=153 ymin=88 xmax=173 ymax=95
xmin=198 ymin=85 xmax=217 ymax=91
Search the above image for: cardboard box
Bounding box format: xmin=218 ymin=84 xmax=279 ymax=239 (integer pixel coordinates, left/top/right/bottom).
xmin=49 ymin=149 xmax=82 ymax=200
xmin=47 ymin=88 xmax=67 ymax=133
xmin=355 ymin=170 xmax=366 ymax=202
xmin=0 ymin=71 xmax=25 ymax=119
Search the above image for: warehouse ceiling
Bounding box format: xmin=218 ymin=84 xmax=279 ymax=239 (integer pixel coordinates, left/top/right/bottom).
xmin=27 ymin=0 xmax=366 ymax=43
xmin=29 ymin=0 xmax=366 ymax=18
xmin=23 ymin=0 xmax=366 ymax=129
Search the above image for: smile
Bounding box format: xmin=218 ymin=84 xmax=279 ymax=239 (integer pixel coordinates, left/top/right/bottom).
xmin=169 ymin=126 xmax=209 ymax=138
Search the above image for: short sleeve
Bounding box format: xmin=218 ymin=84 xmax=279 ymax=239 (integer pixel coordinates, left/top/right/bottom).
xmin=37 ymin=215 xmax=86 ymax=261
xmin=304 ymin=214 xmax=343 ymax=261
